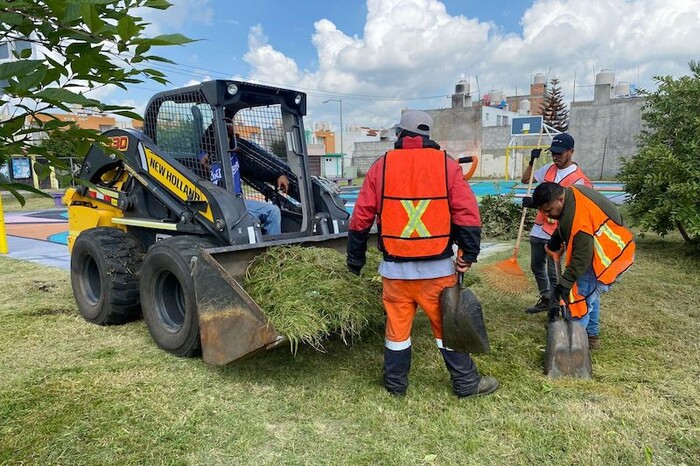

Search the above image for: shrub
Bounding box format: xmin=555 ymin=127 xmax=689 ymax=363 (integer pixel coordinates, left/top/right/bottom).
xmin=479 ymin=194 xmax=535 ymax=240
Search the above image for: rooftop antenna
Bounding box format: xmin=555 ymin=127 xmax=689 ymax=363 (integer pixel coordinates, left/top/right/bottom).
xmin=475 ymin=75 xmax=481 ymax=103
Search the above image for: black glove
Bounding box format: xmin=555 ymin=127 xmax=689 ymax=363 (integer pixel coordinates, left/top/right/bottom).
xmin=522 ymin=196 xmax=534 ymax=208
xmin=529 ymin=148 xmax=542 ymax=166
xmin=555 ymin=284 xmax=571 ymax=303
xmin=548 ymin=230 xmax=563 ymax=252
xmin=347 ymin=263 xmax=362 ymax=276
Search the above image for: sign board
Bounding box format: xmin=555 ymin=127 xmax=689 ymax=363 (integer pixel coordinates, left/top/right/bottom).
xmin=511 ymin=116 xmax=543 ymax=136
xmin=11 ymin=157 xmax=31 ymax=179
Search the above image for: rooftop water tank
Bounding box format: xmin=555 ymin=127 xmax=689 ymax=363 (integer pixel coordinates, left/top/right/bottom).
xmin=455 ymin=79 xmax=470 ymax=95
xmin=533 ymin=73 xmax=546 ymax=84
xmin=596 ymin=69 xmax=615 ymax=86
xmin=519 ymin=99 xmax=531 ymax=114
xmin=615 ymin=81 xmax=630 ymax=97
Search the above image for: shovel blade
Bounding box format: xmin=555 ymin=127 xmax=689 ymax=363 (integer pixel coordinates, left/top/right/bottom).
xmin=544 ymin=320 xmax=592 ymax=378
xmin=440 ymin=285 xmax=491 ymax=354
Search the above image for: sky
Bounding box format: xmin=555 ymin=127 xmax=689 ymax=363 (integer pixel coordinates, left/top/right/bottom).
xmin=96 ymin=0 xmax=700 ymax=132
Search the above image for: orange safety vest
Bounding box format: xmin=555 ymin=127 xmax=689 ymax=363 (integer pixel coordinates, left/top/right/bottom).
xmin=535 ymin=164 xmax=592 ymax=236
xmin=563 ymin=187 xmax=636 ymax=317
xmin=379 ymin=148 xmax=451 ymax=259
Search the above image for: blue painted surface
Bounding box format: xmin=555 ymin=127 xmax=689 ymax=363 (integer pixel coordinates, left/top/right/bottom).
xmin=48 ymin=231 xmax=69 ymax=245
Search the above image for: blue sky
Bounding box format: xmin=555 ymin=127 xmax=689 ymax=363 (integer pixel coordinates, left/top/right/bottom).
xmin=98 ymin=0 xmax=699 ymax=133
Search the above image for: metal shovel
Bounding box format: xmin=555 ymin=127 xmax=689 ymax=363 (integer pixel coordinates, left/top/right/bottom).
xmin=440 ymin=271 xmax=491 ymax=354
xmin=544 ymin=248 xmax=592 ymax=378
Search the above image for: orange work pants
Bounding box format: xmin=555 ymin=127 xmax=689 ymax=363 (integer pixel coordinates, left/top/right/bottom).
xmin=382 ymin=274 xmax=457 ymax=348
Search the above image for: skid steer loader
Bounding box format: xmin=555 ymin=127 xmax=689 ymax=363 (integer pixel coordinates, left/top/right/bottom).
xmin=65 ymin=80 xmax=352 ymax=365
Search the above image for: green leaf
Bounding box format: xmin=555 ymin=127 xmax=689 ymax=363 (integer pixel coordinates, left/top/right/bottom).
xmin=34 ymin=88 xmax=102 ymax=108
xmin=0 ymin=117 xmax=26 ymax=138
xmin=117 ymin=15 xmax=141 ymax=41
xmin=143 ymin=0 xmax=172 ymax=10
xmin=137 ymin=33 xmax=194 ymax=47
xmin=112 ymin=110 xmax=143 ymax=120
xmin=81 ymin=3 xmax=106 ymax=33
xmin=0 ymin=60 xmax=44 ymax=80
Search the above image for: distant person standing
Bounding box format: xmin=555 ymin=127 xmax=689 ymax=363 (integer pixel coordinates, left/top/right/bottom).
xmin=521 ymin=133 xmax=592 ymax=321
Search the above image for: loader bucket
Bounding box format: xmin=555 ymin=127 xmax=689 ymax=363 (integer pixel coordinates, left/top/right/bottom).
xmin=192 ymin=233 xmax=350 ymax=365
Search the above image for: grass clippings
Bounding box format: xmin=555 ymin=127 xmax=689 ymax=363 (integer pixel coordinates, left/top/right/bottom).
xmin=244 ymin=245 xmax=384 ymax=351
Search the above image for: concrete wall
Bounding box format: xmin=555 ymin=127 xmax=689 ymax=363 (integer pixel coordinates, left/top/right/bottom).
xmin=569 ymin=97 xmax=645 ymax=180
xmin=426 ymin=107 xmax=482 ymax=142
xmin=353 ymin=141 xmax=394 ymax=174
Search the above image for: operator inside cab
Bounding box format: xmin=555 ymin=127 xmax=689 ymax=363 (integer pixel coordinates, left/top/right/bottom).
xmin=198 ymin=117 xmax=289 ymax=235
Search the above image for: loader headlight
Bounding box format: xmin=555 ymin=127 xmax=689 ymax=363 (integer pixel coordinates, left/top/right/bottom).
xmin=227 ymin=83 xmax=239 ymax=96
xmin=294 ymin=94 xmax=303 ymax=106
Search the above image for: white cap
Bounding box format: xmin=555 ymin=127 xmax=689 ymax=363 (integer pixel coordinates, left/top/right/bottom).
xmin=396 ymin=110 xmax=432 ymax=136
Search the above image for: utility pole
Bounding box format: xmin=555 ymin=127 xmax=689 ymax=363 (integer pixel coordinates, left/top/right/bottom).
xmin=323 ymin=98 xmax=343 ymax=155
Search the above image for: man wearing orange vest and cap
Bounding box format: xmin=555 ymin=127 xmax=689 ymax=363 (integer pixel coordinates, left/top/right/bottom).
xmin=530 ymin=182 xmax=635 ymax=349
xmin=346 ymin=110 xmax=499 ymax=398
xmin=521 ymin=133 xmax=592 ymax=321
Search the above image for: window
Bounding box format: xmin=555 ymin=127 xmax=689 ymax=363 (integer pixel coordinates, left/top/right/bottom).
xmin=497 ymin=115 xmax=502 ymax=126
xmin=0 ymin=43 xmax=9 ymax=60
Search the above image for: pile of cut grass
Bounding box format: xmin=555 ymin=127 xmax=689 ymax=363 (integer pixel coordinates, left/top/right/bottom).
xmin=244 ymin=245 xmax=384 ymax=351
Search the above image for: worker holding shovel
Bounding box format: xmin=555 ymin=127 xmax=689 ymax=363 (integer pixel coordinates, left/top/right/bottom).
xmin=521 ymin=133 xmax=592 ymax=320
xmin=529 ymin=182 xmax=635 ymax=349
xmin=347 ymin=110 xmax=498 ymax=398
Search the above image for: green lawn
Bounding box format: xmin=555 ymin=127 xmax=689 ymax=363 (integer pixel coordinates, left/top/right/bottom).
xmin=1 ymin=193 xmax=61 ymax=212
xmin=1 ymin=234 xmax=698 ymax=465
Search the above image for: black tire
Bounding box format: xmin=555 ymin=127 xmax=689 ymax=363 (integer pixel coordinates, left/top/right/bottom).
xmin=139 ymin=236 xmax=214 ymax=357
xmin=71 ymin=227 xmax=143 ymax=325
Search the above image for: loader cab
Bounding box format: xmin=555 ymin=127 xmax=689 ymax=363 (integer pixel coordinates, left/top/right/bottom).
xmin=143 ymin=80 xmax=349 ymax=242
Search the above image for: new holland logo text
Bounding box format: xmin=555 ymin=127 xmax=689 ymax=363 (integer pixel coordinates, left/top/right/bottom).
xmin=148 ymin=156 xmax=202 ymax=201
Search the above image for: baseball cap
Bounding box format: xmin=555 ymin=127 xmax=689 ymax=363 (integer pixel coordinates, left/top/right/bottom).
xmin=549 ymin=133 xmax=574 ymax=154
xmin=395 ymin=110 xmax=432 ymax=136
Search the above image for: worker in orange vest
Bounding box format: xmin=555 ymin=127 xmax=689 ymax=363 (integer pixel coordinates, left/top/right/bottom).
xmin=347 ymin=110 xmax=498 ymax=398
xmin=521 ymin=133 xmax=592 ymax=321
xmin=531 ymin=182 xmax=635 ymax=349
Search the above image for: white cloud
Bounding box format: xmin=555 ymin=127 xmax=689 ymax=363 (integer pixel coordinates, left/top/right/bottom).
xmin=243 ymin=25 xmax=302 ymax=86
xmin=137 ymin=0 xmax=214 ymax=36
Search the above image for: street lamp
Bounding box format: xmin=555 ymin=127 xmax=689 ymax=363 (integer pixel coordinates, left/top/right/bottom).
xmin=322 ymin=98 xmax=343 ymax=156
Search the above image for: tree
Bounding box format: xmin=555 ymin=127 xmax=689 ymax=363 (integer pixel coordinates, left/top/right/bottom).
xmin=540 ymin=77 xmax=569 ymax=132
xmin=0 ymin=0 xmax=193 ymax=203
xmin=618 ymin=61 xmax=700 ymax=247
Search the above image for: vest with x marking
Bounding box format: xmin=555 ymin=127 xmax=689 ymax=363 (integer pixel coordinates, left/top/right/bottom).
xmin=379 ymin=147 xmax=452 ymax=260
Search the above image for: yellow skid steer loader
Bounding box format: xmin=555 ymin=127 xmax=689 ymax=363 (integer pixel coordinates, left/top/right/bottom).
xmin=65 ymin=80 xmax=351 ymax=365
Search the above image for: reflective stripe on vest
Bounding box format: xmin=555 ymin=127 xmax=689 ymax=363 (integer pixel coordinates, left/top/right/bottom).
xmin=535 ymin=164 xmax=592 ymax=236
xmin=563 ymin=187 xmax=635 ymax=317
xmin=380 ymin=148 xmax=451 ymax=259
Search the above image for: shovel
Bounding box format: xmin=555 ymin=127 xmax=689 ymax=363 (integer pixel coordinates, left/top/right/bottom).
xmin=543 ymin=246 xmax=592 ymax=378
xmin=440 ymin=267 xmax=490 ymax=354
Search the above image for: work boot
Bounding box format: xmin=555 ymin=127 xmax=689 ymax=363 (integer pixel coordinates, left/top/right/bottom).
xmin=384 ymin=347 xmax=411 ymax=396
xmin=548 ymin=306 xmax=560 ymax=323
xmin=440 ymin=349 xmax=480 ymax=397
xmin=525 ymin=295 xmax=550 ymax=314
xmin=458 ymin=376 xmax=500 ymax=399
xmin=588 ymin=335 xmax=601 ymax=350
